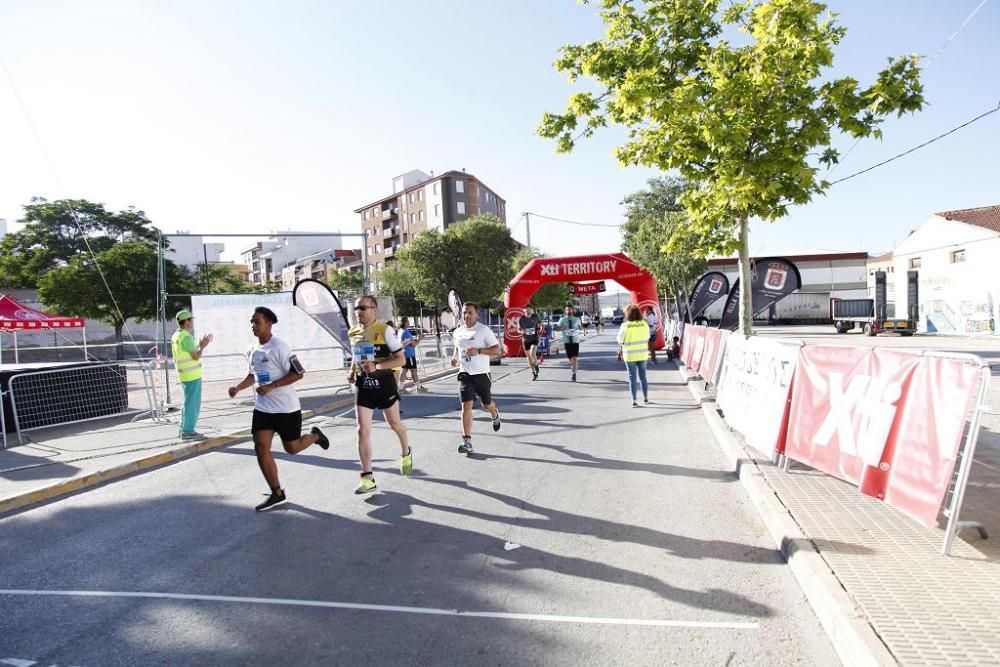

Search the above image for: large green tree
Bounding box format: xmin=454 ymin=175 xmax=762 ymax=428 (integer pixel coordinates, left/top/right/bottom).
xmin=378 ymin=263 xmax=422 ymax=317
xmin=540 ymin=0 xmax=923 ymax=332
xmin=620 ymin=177 xmax=708 ymax=304
xmin=38 ymin=241 xmax=187 ymax=359
xmin=511 ymin=250 xmax=572 ymax=311
xmin=0 ymin=198 xmax=160 ymax=288
xmin=396 ymin=215 xmax=519 ymax=308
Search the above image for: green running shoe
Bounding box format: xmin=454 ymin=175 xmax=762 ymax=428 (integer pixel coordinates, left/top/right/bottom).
xmin=401 ymin=448 xmax=413 ymax=476
xmin=354 ymin=475 xmax=377 ymax=494
xmin=491 ymin=410 xmax=501 ymax=432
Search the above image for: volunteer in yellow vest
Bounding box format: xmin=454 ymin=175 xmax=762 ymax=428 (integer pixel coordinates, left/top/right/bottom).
xmin=347 ymin=295 xmax=411 ymax=494
xmin=171 ymin=309 xmax=214 ymax=439
xmin=616 ymin=304 xmax=650 ymax=407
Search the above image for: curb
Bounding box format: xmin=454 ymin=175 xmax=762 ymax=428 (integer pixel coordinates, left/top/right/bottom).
xmin=0 ymin=368 xmax=458 ymax=516
xmin=681 ymin=367 xmax=896 ymax=667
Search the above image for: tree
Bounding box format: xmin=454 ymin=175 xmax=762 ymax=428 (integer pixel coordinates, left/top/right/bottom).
xmin=38 ymin=241 xmax=187 ymax=359
xmin=396 ymin=215 xmax=519 ymax=308
xmin=620 ymin=177 xmax=708 ymax=303
xmin=189 ymin=263 xmax=261 ymax=294
xmin=540 ymin=0 xmax=923 ymax=332
xmin=327 ymin=269 xmax=365 ymax=296
xmin=379 ymin=263 xmax=423 ymax=317
xmin=0 ymin=198 xmax=160 ymax=288
xmin=511 ymin=250 xmax=572 ymax=311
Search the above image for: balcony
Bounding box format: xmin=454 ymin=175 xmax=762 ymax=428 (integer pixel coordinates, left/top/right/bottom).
xmin=382 ymin=207 xmax=398 ymax=219
xmin=383 ymin=223 xmax=399 ymax=237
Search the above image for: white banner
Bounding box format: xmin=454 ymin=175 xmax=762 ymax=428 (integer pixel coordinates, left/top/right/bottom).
xmin=191 ymin=293 xmax=345 ymax=372
xmin=715 ymin=335 xmax=801 ymax=456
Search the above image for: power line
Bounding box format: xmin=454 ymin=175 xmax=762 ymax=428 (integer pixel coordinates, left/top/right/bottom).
xmin=829 ymin=99 xmax=1000 ymax=186
xmin=524 ymin=211 xmax=622 ymax=228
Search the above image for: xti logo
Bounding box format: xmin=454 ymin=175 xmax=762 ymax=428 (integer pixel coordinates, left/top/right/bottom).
xmin=540 ymin=264 xmax=559 ymax=277
xmin=811 ymin=373 xmax=903 ymax=468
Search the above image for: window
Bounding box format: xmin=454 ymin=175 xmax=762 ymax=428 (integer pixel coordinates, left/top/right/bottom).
xmin=951 ymin=249 xmax=966 ymax=263
xmin=457 ymin=202 xmax=466 ymax=215
xmin=909 ymin=257 xmax=921 ymax=269
xmin=433 ymin=182 xmax=439 ymax=195
xmin=455 ymin=180 xmax=465 ymax=193
xmin=372 ymin=207 xmax=379 ymax=216
xmin=364 ymin=211 xmax=369 ymax=220
xmin=419 ymin=210 xmax=425 ymax=222
xmin=417 ymin=190 xmax=423 ymax=201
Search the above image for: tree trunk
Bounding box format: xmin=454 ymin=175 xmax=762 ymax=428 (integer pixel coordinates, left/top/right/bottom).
xmin=115 ymin=321 xmax=125 ymax=360
xmin=738 ymin=216 xmax=754 ymax=335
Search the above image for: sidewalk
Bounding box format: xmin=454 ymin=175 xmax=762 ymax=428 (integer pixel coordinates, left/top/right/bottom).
xmin=683 ymin=364 xmax=1000 ymax=666
xmin=0 ymin=369 xmax=456 ymax=515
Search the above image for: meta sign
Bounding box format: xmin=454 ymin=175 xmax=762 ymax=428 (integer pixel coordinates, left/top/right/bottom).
xmin=570 ymin=281 xmax=607 ymax=295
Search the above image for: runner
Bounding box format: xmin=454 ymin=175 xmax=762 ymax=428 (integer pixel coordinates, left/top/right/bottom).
xmin=451 ymin=302 xmax=501 ymax=454
xmin=645 ymin=307 xmax=659 ymax=364
xmin=348 ymin=296 xmax=411 ymax=494
xmin=398 ymin=317 xmax=427 ymax=392
xmin=595 ymin=313 xmax=605 ymax=335
xmin=227 ymin=306 xmax=330 ymax=512
xmin=581 ymin=312 xmax=591 ymax=336
xmin=555 ymin=305 xmax=583 ymax=382
xmin=517 ymin=304 xmax=542 ymax=380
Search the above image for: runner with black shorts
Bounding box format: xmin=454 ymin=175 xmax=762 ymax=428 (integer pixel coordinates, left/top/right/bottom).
xmin=556 ymin=305 xmax=583 ymax=382
xmin=518 ymin=305 xmax=542 ymax=381
xmin=347 ymin=295 xmax=411 ymax=494
xmin=451 ymin=302 xmax=501 ymax=454
xmin=398 ymin=317 xmax=427 ymax=393
xmin=227 ymin=306 xmax=330 ymax=512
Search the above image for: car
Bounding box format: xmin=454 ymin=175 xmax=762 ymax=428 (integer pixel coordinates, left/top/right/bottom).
xmin=612 ymin=313 xmax=624 ymax=325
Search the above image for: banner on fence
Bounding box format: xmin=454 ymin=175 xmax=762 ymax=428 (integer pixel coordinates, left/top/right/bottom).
xmin=716 ymin=335 xmax=800 ymax=456
xmin=783 ymin=346 xmax=980 ymax=527
xmin=699 ymin=327 xmax=729 ymax=386
xmin=680 ymin=324 xmax=707 ymax=371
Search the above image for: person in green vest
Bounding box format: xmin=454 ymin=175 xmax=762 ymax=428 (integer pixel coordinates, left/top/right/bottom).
xmin=616 ymin=304 xmax=650 ymax=407
xmin=171 ymin=309 xmax=213 ymax=439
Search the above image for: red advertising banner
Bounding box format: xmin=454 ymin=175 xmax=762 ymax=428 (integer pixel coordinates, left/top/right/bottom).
xmin=699 ymin=328 xmax=726 ymax=385
xmin=680 ymin=325 xmax=708 ymax=371
xmin=570 ymin=281 xmax=606 ymax=295
xmin=784 ymin=346 xmax=980 ymax=527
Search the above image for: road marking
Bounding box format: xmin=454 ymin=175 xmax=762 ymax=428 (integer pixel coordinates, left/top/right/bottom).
xmin=0 ymin=589 xmax=759 ymax=630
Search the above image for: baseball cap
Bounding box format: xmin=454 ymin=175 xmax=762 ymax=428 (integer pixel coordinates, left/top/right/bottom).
xmin=175 ymin=309 xmax=194 ymax=323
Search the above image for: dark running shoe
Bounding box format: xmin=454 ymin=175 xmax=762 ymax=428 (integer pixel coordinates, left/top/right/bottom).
xmin=255 ymin=490 xmax=287 ymax=512
xmin=458 ymin=438 xmax=473 ymax=454
xmin=312 ymin=426 xmax=330 ymax=450
xmin=491 ymin=410 xmax=501 ymax=432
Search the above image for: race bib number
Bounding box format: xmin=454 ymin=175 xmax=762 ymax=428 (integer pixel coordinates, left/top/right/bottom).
xmin=256 ymin=371 xmax=271 ymax=384
xmin=524 ymin=328 xmax=536 ymax=336
xmin=353 ymin=342 xmax=376 ymax=362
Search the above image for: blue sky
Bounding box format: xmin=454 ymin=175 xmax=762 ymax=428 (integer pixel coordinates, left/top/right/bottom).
xmin=0 ymin=0 xmax=997 ymax=261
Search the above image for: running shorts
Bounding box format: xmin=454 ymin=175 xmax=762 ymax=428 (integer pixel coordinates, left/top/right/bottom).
xmin=403 ymin=356 xmax=417 ymax=370
xmin=458 ymin=372 xmax=492 ymax=404
xmin=564 ymin=343 xmax=580 ymax=358
xmin=251 ymin=409 xmax=303 ymax=443
xmin=522 ymin=336 xmax=539 ymax=350
xmin=355 ymin=372 xmax=400 ymax=410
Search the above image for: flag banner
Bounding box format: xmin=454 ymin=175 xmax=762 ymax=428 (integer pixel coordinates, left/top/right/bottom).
xmin=688 ymin=272 xmax=730 ymax=320
xmin=718 ymin=258 xmax=802 ymax=330
xmin=292 ymin=279 xmax=351 ymax=356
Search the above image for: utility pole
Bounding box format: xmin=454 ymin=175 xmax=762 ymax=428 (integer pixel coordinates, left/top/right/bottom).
xmin=524 ymin=212 xmax=531 ymax=251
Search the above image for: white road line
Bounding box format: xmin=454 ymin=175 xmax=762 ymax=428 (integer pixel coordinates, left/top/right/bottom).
xmin=0 ymin=589 xmax=759 ymax=630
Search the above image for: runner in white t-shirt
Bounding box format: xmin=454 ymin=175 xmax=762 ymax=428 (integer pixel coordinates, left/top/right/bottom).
xmin=227 ymin=306 xmax=330 ymax=512
xmin=450 ymin=302 xmax=502 ymax=454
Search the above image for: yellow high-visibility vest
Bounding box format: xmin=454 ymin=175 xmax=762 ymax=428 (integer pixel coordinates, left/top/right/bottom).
xmin=620 ymin=321 xmax=650 ymax=362
xmin=171 ymin=329 xmax=203 ymax=382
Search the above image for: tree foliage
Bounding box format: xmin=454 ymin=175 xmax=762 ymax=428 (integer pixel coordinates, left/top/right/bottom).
xmin=0 ymin=198 xmax=160 ymax=288
xmin=396 ymin=215 xmax=519 ymax=307
xmin=620 ymin=177 xmax=707 ymax=296
xmin=379 ymin=263 xmax=422 ymax=317
xmin=512 ymin=250 xmax=572 ymax=311
xmin=540 ymin=0 xmax=924 ymax=330
xmin=37 ymin=241 xmax=187 ymax=359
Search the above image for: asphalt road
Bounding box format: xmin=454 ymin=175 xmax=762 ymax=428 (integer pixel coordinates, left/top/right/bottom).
xmin=0 ymin=333 xmax=836 ymax=666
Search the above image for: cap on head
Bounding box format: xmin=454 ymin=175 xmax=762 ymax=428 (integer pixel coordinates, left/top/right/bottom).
xmin=175 ymin=309 xmax=193 ymax=324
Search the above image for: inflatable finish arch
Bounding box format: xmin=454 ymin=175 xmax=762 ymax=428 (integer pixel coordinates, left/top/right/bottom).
xmin=503 ymin=252 xmax=664 ymax=357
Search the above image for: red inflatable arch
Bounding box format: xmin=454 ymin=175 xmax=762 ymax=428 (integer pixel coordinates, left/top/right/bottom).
xmin=503 ymin=252 xmax=664 ymax=357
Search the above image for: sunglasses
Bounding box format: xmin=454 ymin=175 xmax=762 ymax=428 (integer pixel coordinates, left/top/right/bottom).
xmin=354 ymin=305 xmax=375 ymax=311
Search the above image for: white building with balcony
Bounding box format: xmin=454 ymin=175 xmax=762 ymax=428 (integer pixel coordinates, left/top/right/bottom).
xmin=241 ymin=233 xmax=344 ymax=287
xmin=166 ymin=233 xmax=225 ymax=271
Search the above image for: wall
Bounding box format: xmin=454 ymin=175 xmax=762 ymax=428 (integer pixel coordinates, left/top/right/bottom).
xmin=892 ymin=215 xmax=1000 ymax=335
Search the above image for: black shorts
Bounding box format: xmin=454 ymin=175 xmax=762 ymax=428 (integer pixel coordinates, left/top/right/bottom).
xmin=523 ymin=336 xmax=538 ymax=350
xmin=458 ymin=372 xmax=492 ymax=404
xmin=251 ymin=410 xmax=303 ymax=443
xmin=403 ymin=356 xmax=417 ymax=370
xmin=564 ymin=343 xmax=580 ymax=358
xmin=355 ymin=372 xmax=400 ymax=410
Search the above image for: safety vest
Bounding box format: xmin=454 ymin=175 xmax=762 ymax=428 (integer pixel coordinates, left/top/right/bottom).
xmin=348 ymin=321 xmax=394 ymax=375
xmin=620 ymin=321 xmax=650 ymax=362
xmin=171 ymin=329 xmax=203 ymax=382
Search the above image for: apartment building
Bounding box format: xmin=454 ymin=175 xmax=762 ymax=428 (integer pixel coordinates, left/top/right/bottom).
xmin=280 ymin=249 xmax=364 ymax=290
xmin=240 ymin=233 xmax=344 ymax=287
xmin=354 ymin=169 xmax=507 ymax=285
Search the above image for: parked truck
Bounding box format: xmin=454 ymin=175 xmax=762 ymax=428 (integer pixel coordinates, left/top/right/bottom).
xmin=831 ymin=298 xmax=916 ymax=336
